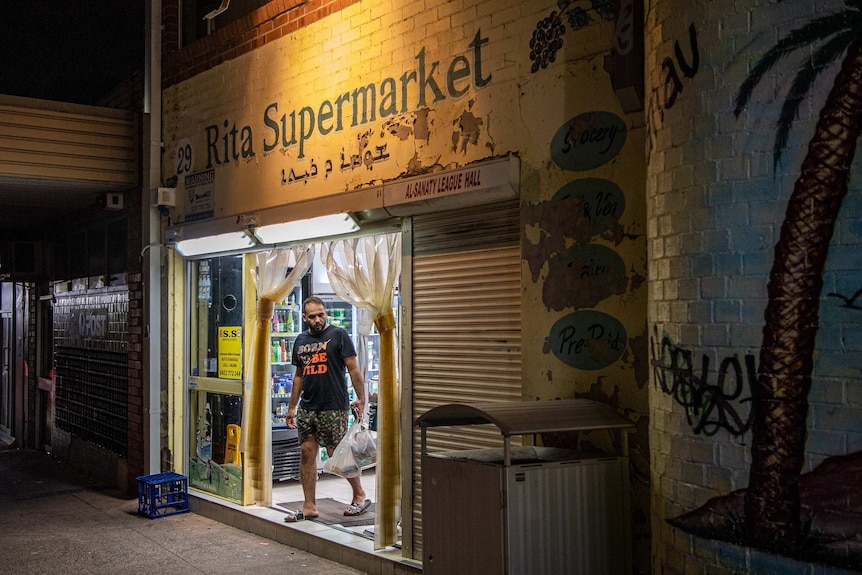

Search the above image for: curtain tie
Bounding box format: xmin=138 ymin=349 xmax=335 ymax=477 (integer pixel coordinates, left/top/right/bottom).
xmin=374 ymin=310 xmax=396 ymax=332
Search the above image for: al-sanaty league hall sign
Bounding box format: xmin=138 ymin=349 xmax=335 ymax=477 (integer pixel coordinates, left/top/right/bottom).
xmin=383 ymin=157 xmax=517 ymax=214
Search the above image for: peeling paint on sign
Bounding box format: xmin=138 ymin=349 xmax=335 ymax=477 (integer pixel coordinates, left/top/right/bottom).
xmin=553 ymin=178 xmax=625 ymax=235
xmin=546 ymin=244 xmax=627 ymax=311
xmin=453 ymin=110 xmax=483 ymax=153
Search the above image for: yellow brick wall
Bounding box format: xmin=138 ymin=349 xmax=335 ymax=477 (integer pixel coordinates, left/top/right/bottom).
xmin=163 ymin=0 xmax=649 ymax=566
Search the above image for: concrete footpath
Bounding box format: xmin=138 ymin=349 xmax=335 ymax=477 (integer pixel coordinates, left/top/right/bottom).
xmin=0 ymin=447 xmax=367 ymax=575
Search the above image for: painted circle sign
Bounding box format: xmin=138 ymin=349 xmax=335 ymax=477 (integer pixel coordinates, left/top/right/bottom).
xmin=553 ymin=178 xmax=625 ymax=236
xmin=550 ymin=111 xmax=627 ymax=171
xmin=550 ymin=310 xmax=627 ymax=370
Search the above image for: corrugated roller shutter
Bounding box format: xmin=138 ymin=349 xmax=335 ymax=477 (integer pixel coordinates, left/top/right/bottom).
xmin=0 ymin=98 xmax=138 ymax=186
xmin=408 ymin=200 xmax=521 ymax=555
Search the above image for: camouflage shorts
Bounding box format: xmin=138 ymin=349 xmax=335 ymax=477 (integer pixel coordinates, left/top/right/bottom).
xmin=296 ymin=407 xmax=348 ymax=449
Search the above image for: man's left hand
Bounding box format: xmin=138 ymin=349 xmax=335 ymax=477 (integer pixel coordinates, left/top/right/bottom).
xmin=350 ymin=399 xmax=366 ymax=418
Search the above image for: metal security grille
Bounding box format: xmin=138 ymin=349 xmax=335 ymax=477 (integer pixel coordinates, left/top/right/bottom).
xmin=407 ymin=200 xmax=521 ymax=555
xmin=54 ymin=347 xmax=128 ymax=456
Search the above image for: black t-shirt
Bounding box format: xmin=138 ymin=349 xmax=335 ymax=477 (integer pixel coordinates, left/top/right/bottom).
xmin=291 ymin=324 xmax=356 ymax=412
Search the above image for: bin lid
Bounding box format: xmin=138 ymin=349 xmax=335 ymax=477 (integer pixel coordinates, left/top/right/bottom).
xmin=414 ymin=398 xmax=632 ymax=436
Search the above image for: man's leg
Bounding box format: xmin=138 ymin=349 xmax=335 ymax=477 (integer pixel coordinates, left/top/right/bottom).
xmin=299 ymin=436 xmax=319 ymax=515
xmin=319 ymin=410 xmax=368 ymax=512
xmin=322 ymin=445 xmax=367 ymax=513
xmin=324 ymin=443 xmax=365 ymax=504
xmin=346 ymin=474 xmax=366 ymax=505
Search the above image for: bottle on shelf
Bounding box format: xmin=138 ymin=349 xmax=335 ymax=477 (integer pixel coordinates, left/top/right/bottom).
xmin=287 ymin=294 xmax=296 ymax=332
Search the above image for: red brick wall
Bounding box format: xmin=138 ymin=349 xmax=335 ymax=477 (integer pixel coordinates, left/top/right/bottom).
xmin=125 ymin=164 xmax=144 ymax=494
xmin=162 ymin=0 xmax=360 ymax=88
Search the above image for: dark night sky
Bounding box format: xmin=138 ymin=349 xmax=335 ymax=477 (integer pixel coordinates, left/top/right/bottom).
xmin=0 ymin=1 xmax=145 ymax=105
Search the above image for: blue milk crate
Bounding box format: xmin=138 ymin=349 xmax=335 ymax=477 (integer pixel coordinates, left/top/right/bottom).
xmin=137 ymin=472 xmax=190 ymax=518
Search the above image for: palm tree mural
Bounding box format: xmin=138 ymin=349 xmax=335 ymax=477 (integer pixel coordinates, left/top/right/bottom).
xmin=669 ymin=0 xmax=862 ymax=563
xmin=733 ymin=0 xmax=862 ymax=551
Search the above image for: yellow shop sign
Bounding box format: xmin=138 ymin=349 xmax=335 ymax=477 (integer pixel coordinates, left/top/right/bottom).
xmin=218 ymin=326 xmax=243 ymax=380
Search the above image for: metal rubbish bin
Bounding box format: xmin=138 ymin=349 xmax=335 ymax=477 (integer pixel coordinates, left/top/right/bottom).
xmin=415 ymin=399 xmax=634 ymax=575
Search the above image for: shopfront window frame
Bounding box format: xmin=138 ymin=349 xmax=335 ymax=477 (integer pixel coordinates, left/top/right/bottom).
xmin=184 ymin=252 xmax=254 ymax=504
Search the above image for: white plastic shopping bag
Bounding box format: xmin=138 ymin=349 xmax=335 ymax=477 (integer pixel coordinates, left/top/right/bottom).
xmin=323 ymin=411 xmax=376 ymax=478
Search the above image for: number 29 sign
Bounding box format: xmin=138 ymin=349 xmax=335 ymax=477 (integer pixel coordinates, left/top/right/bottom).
xmin=174 ymin=138 xmax=194 ymax=176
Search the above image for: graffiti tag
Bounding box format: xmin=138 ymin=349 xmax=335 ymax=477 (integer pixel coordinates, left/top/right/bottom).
xmin=650 ymin=326 xmax=753 ymax=436
xmin=661 ymin=23 xmax=699 ymax=110
xmin=646 ymin=22 xmax=699 ymax=163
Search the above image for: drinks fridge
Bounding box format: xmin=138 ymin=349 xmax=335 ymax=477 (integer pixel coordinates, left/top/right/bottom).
xmin=270 ymin=282 xmax=302 ymax=481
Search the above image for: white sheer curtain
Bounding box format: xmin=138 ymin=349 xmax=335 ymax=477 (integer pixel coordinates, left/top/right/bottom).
xmin=320 ymin=233 xmax=401 ymax=549
xmin=240 ymin=245 xmax=314 ymax=506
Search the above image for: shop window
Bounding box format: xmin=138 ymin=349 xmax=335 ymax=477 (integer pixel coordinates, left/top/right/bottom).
xmin=188 ymin=254 xmax=246 ymax=502
xmin=189 ymin=255 xmax=244 ymax=379
xmin=188 ymin=390 xmax=243 ymax=501
xmin=55 ymin=218 xmax=127 ymax=286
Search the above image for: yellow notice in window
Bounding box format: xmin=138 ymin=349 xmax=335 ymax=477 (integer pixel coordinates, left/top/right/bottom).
xmin=218 ymin=326 xmax=242 ymax=380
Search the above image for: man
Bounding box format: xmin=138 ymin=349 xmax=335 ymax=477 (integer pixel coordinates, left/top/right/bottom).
xmin=283 ymin=296 xmax=370 ymax=522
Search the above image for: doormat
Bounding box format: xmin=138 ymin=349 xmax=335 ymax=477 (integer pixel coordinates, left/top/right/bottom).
xmin=277 ymin=497 xmax=376 ymax=527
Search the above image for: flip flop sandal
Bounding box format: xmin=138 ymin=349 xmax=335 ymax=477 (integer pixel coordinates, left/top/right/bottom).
xmin=284 ymin=510 xmax=319 ymax=522
xmin=344 ymin=499 xmax=371 ymax=516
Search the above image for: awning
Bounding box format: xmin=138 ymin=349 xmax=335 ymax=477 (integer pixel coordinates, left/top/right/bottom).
xmin=163 ymin=156 xmax=520 ymax=256
xmin=415 ymin=398 xmax=633 ymax=465
xmin=414 ymin=398 xmax=632 ymax=436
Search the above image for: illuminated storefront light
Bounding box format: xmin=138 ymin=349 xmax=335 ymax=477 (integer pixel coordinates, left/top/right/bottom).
xmin=174 ymin=231 xmax=255 ymax=256
xmin=254 ymin=213 xmax=359 ymax=244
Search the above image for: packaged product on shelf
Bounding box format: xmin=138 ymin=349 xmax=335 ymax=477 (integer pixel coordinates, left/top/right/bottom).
xmin=288 ymin=299 xmax=296 ymax=330
xmin=368 ymin=393 xmax=378 ymax=431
